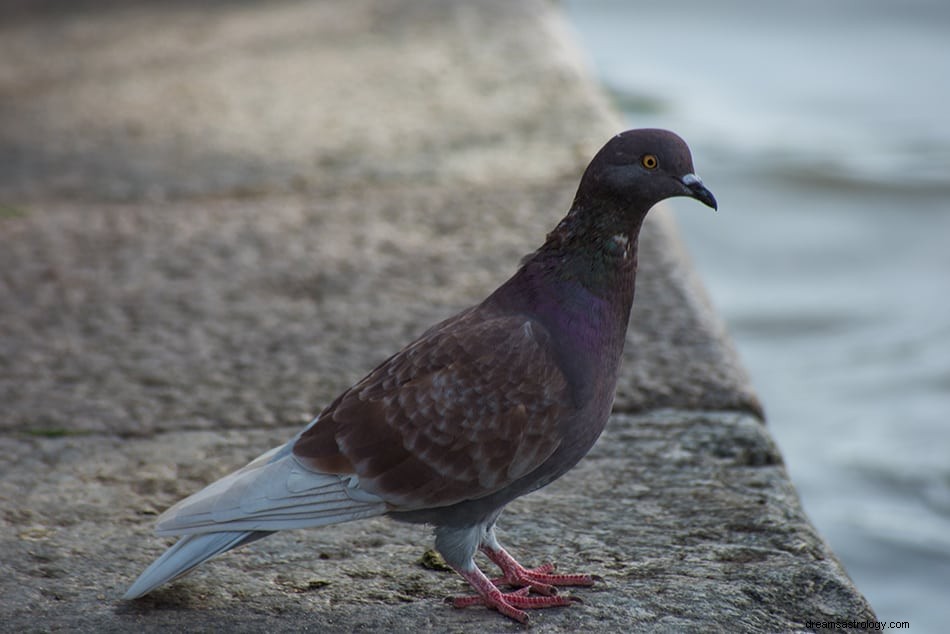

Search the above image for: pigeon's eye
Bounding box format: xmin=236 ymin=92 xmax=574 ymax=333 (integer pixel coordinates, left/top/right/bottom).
xmin=640 ymin=154 xmax=659 ymax=170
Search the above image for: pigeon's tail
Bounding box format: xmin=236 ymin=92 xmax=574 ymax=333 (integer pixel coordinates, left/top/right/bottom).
xmin=122 ymin=530 xmax=270 ymax=599
xmin=124 ymin=427 xmax=389 ymax=598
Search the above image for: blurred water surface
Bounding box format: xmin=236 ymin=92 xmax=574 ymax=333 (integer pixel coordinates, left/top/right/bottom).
xmin=565 ymin=1 xmax=950 ymax=630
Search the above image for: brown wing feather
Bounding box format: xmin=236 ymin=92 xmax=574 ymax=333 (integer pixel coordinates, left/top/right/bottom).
xmin=293 ymin=308 xmax=571 ymax=509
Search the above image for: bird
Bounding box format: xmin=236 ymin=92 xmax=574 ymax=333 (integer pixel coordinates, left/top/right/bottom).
xmin=123 ymin=128 xmax=717 ymax=624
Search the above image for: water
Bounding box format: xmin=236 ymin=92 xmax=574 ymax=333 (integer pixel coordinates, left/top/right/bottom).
xmin=564 ymin=1 xmax=950 ymax=630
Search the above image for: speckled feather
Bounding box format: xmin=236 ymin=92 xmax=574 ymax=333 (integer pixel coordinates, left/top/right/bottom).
xmin=293 ymin=307 xmax=571 ymax=509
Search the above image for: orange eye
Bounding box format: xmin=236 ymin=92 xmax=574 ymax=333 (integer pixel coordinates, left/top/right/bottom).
xmin=641 ymin=154 xmax=659 ymax=170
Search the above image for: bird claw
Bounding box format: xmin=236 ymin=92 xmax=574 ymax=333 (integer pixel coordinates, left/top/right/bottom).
xmin=452 ymin=560 xmax=590 ymax=624
xmin=498 ymin=565 xmax=595 ymax=592
xmin=447 ymin=543 xmax=599 ymax=622
xmin=482 ymin=548 xmax=596 ymax=593
xmin=450 ymin=587 xmax=576 ymax=624
xmin=448 ymin=585 xmax=531 ymax=608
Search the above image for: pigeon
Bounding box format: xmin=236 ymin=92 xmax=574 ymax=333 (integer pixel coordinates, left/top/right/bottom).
xmin=123 ymin=128 xmax=717 ymax=623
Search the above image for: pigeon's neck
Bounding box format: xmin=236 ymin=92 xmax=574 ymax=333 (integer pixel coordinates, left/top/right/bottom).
xmin=488 ymin=203 xmax=647 ymax=405
xmin=536 ymin=203 xmax=644 ymax=295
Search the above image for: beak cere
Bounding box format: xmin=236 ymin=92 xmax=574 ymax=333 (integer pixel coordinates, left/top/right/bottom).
xmin=681 ymin=173 xmax=718 ymax=210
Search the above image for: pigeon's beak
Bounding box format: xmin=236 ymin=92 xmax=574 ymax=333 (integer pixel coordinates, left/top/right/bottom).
xmin=681 ymin=174 xmax=717 ymax=211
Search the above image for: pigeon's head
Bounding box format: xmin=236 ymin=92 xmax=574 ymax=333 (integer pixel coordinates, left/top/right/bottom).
xmin=575 ymin=128 xmax=717 ymax=213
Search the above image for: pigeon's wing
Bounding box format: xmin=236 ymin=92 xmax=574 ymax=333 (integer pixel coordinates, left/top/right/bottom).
xmin=293 ymin=309 xmax=572 ymax=509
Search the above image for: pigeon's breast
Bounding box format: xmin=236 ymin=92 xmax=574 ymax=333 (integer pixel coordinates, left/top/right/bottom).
xmin=535 ymin=283 xmax=627 ymax=413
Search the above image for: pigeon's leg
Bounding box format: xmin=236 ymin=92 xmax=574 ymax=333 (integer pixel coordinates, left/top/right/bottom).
xmin=450 ymin=563 xmax=577 ymax=624
xmin=438 ymin=524 xmax=577 ymax=623
xmin=480 ymin=526 xmax=595 ymax=595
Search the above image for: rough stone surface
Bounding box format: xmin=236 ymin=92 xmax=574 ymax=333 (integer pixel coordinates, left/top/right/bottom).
xmin=1 ymin=412 xmax=870 ymax=632
xmin=0 ymin=0 xmax=871 ymax=631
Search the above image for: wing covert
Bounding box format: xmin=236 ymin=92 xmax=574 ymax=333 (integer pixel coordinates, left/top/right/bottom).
xmin=293 ymin=310 xmax=572 ymax=510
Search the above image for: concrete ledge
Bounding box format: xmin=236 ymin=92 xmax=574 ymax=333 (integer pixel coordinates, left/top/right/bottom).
xmin=1 ymin=412 xmax=870 ymax=632
xmin=0 ymin=0 xmax=873 ymax=630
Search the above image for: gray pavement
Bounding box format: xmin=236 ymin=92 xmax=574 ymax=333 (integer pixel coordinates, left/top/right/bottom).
xmin=0 ymin=0 xmax=873 ymax=631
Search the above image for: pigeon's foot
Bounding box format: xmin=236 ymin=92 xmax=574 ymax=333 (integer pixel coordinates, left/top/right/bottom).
xmin=481 ymin=544 xmax=596 ymax=595
xmin=451 ymin=567 xmax=577 ymax=624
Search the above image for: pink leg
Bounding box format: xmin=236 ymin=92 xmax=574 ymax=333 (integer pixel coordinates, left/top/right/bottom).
xmin=451 ymin=564 xmax=577 ymax=624
xmin=481 ymin=544 xmax=596 ymax=595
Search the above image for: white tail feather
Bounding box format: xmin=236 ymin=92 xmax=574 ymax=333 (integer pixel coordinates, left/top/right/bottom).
xmin=125 ymin=435 xmax=388 ymax=598
xmin=123 ymin=531 xmax=265 ymax=599
xmin=155 ymin=448 xmax=385 ymax=535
